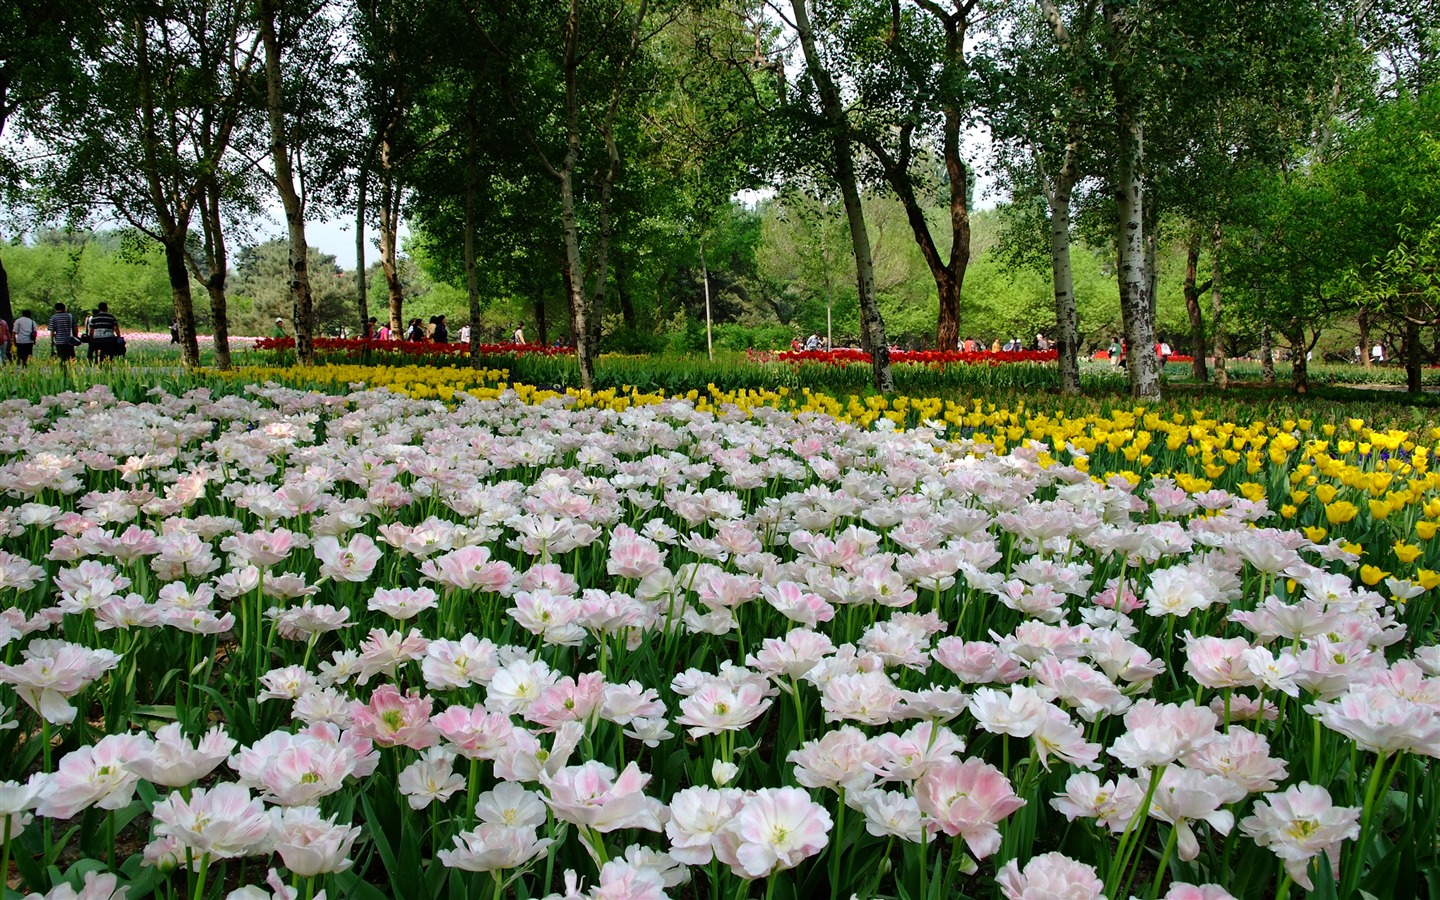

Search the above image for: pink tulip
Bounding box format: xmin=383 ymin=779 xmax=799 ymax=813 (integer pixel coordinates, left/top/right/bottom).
xmin=914 ymin=757 xmax=1025 ymax=858
xmin=349 ymin=684 xmax=440 ymax=749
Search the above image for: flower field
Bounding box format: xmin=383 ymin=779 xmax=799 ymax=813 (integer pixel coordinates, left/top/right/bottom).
xmin=0 ymin=364 xmax=1438 ymax=900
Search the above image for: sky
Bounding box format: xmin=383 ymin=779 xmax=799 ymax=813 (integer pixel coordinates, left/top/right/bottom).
xmin=258 ymin=207 xmax=410 ymax=268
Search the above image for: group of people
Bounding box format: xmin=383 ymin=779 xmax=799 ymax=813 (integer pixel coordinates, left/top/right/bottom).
xmin=347 ymin=316 xmax=531 ymax=346
xmin=1353 ymin=343 xmax=1387 ymax=364
xmin=1105 ymin=338 xmax=1174 ymax=367
xmin=960 ymin=334 xmax=1050 ymax=353
xmin=0 ymin=302 xmax=124 ymax=365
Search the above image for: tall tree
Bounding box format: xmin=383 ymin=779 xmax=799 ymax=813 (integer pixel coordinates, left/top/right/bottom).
xmin=990 ymin=0 xmax=1104 ymax=394
xmin=833 ymin=0 xmax=982 ymax=353
xmin=1102 ymin=0 xmax=1159 ymax=399
xmin=354 ymin=0 xmax=438 ymax=334
xmin=785 ymin=0 xmax=894 ymax=392
xmin=0 ymin=0 xmax=107 ymax=328
xmin=43 ymin=0 xmax=260 ymax=369
xmin=463 ymin=0 xmax=677 ymax=390
xmin=256 ymin=0 xmax=340 ymax=367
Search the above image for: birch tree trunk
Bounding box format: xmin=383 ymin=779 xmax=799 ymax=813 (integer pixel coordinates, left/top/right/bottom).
xmin=258 ymin=0 xmax=316 ymax=366
xmin=1106 ymin=1 xmax=1157 ymax=400
xmin=790 ymin=0 xmax=892 ymax=393
xmin=1044 ymin=143 xmax=1081 ymax=395
xmin=1047 ymin=189 xmax=1081 ymax=395
xmin=558 ymin=161 xmax=595 ymax=389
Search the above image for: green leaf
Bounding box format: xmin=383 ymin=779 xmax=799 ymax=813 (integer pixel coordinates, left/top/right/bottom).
xmin=333 ymin=870 xmax=394 ymax=900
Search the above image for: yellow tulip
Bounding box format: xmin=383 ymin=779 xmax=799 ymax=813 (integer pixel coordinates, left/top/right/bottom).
xmin=1360 ymin=565 xmax=1389 ymax=586
xmin=1325 ymin=501 xmax=1360 ymax=525
xmin=1316 ymin=484 xmax=1338 ymax=504
xmin=1303 ymin=526 xmax=1328 ymax=542
xmin=1417 ymin=520 xmax=1439 ymax=540
xmin=1418 ymin=569 xmax=1440 ymax=590
xmin=1394 ymin=541 xmax=1423 ymax=564
xmin=1368 ymin=499 xmax=1393 ymax=520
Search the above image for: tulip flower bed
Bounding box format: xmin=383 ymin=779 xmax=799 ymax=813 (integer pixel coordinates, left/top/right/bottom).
xmin=252 ymin=338 xmax=571 ymax=361
xmin=0 ymin=374 xmax=1438 ymax=900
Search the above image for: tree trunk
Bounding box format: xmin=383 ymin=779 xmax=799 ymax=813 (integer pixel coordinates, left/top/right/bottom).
xmin=935 ymin=99 xmax=968 ymax=354
xmin=790 ymin=0 xmax=892 ymax=393
xmin=535 ymin=296 xmax=548 ymax=348
xmin=1290 ymin=325 xmax=1308 ymax=393
xmin=0 ymin=252 xmax=12 ymax=335
xmin=200 ymin=184 xmax=231 ymax=370
xmin=464 ymin=110 xmax=481 ymax=368
xmin=1406 ymin=305 xmax=1422 ymax=394
xmin=259 ymin=0 xmax=315 ymax=366
xmin=378 ymin=158 xmax=404 ymax=334
xmin=1260 ymin=324 xmax=1275 ymax=384
xmin=1182 ymin=234 xmax=1208 ymax=382
xmin=1359 ymin=310 xmax=1372 ymax=368
xmin=1107 ymin=1 xmax=1157 ymax=400
xmin=1143 ymin=200 xmax=1159 ymax=327
xmin=559 ymin=165 xmax=595 ymax=389
xmin=700 ymin=240 xmax=712 ymax=361
xmin=161 ymin=235 xmax=201 ymax=369
xmin=356 ymin=167 xmax=369 ymax=339
xmin=616 ymin=255 xmax=636 ymax=329
xmin=1046 ymin=181 xmax=1081 ymax=394
xmin=1211 ymin=227 xmax=1226 ymax=389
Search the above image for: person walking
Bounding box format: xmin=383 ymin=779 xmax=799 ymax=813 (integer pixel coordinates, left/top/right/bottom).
xmin=513 ymin=323 xmax=525 ymax=345
xmin=432 ymin=315 xmax=449 ymax=343
xmin=48 ymin=303 xmax=79 ymax=363
xmin=272 ymin=317 xmax=286 ymax=339
xmin=0 ymin=316 xmax=9 ymax=363
xmin=13 ymin=310 xmax=37 ymax=365
xmin=87 ymin=303 xmax=122 ymax=361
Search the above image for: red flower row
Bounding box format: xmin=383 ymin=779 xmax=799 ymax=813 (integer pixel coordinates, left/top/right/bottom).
xmin=253 ymin=337 xmax=572 ymax=357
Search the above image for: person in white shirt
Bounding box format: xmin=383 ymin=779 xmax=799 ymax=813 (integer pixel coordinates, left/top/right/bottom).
xmin=1372 ymin=343 xmax=1384 ymax=363
xmin=12 ymin=309 xmax=37 ymax=366
xmin=458 ymin=324 xmax=471 ymax=344
xmin=513 ymin=324 xmax=525 ymax=345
